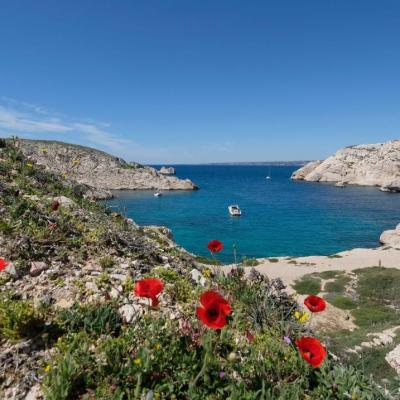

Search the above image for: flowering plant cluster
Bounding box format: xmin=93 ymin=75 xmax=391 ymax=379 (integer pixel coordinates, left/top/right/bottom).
xmin=133 ymin=241 xmax=328 ymax=371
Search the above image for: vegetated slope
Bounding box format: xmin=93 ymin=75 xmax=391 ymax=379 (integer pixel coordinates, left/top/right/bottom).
xmin=10 ymin=137 xmax=198 ymax=194
xmin=0 ymin=140 xmax=391 ymax=399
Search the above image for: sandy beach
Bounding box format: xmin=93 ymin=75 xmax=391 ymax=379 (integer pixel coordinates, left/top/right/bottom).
xmin=222 ymin=246 xmax=400 ymax=293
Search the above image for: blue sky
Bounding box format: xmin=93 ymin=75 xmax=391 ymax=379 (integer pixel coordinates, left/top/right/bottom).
xmin=0 ymin=1 xmax=399 ymax=163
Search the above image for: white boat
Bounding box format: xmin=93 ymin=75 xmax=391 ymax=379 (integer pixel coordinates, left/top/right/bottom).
xmin=380 ymin=186 xmax=392 ymax=192
xmin=265 ymin=176 xmax=271 ymax=180
xmin=154 ymin=192 xmax=162 ymax=197
xmin=228 ymin=204 xmax=242 ymax=216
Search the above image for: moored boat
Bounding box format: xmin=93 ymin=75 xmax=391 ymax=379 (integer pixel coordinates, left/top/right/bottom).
xmin=228 ymin=204 xmax=242 ymax=216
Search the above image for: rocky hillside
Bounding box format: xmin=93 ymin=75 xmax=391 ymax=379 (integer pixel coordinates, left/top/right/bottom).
xmin=0 ymin=141 xmax=392 ymax=399
xmin=11 ymin=138 xmax=197 ymax=197
xmin=292 ymin=140 xmax=400 ymax=191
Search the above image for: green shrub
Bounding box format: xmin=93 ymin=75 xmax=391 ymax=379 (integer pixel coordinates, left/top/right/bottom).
xmin=240 ymin=256 xmax=259 ymax=266
xmin=99 ymin=255 xmax=116 ymax=269
xmin=293 ymin=275 xmax=321 ymax=295
xmin=0 ymin=293 xmax=43 ymax=339
xmin=58 ymin=302 xmax=122 ymax=336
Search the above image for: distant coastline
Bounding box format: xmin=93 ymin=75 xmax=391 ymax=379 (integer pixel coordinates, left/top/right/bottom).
xmin=152 ymin=161 xmax=311 ymax=167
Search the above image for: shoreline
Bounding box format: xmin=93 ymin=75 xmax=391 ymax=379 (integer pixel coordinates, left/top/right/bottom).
xmin=220 ymin=245 xmax=400 ymax=292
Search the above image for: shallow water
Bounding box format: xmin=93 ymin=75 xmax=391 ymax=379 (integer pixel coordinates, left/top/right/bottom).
xmin=106 ymin=165 xmax=400 ymax=263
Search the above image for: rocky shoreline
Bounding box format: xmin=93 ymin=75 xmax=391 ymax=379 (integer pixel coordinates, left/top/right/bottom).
xmin=11 ymin=138 xmax=198 ymax=199
xmin=292 ymin=140 xmax=400 ymax=191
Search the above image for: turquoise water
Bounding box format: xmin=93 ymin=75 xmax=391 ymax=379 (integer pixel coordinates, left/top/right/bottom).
xmin=106 ymin=165 xmax=400 ymax=263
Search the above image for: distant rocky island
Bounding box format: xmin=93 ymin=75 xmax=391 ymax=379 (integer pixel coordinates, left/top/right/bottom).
xmin=292 ymin=140 xmax=400 ymax=191
xmin=11 ymin=139 xmax=198 ymax=198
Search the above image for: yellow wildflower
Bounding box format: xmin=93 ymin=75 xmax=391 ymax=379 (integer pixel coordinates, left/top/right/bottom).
xmin=72 ymin=159 xmax=80 ymax=164
xmin=155 ymin=343 xmax=161 ymax=350
xmin=26 ymin=163 xmax=33 ymax=168
xmin=295 ymin=311 xmax=310 ymax=323
xmin=44 ymin=364 xmax=51 ymax=373
xmin=57 ymin=337 xmax=63 ymax=344
xmin=202 ymin=268 xmax=213 ymax=279
xmin=134 ymin=358 xmax=142 ymax=366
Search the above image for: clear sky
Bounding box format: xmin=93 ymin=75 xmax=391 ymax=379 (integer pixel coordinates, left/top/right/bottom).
xmin=0 ymin=1 xmax=399 ymax=163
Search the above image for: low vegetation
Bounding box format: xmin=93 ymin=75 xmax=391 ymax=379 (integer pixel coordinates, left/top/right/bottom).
xmin=0 ymin=139 xmax=395 ymax=399
xmin=293 ymin=267 xmax=400 ymax=391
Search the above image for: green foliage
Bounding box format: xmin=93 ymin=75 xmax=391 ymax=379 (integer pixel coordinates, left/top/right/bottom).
xmin=58 ymin=302 xmax=122 ymax=336
xmin=267 ymin=258 xmax=279 ymax=263
xmin=240 ymin=256 xmax=259 ymax=266
xmin=0 ymin=293 xmax=43 ymax=339
xmin=195 ymin=255 xmax=222 ymax=265
xmin=324 ymin=294 xmax=358 ymax=310
xmin=147 ymin=267 xmax=194 ymax=303
xmin=293 ymin=275 xmax=321 ymax=295
xmin=324 ymin=275 xmax=351 ymax=293
xmin=99 ymin=255 xmax=116 ymax=269
xmin=318 ymin=270 xmax=344 ymax=279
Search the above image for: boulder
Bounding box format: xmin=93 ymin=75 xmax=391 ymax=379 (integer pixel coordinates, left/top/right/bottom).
xmin=29 ymin=261 xmax=48 ymax=276
xmin=380 ymin=224 xmax=400 ymax=247
xmin=159 ymin=166 xmax=176 ymax=175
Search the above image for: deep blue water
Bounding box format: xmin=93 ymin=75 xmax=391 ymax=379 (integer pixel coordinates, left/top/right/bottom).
xmin=106 ymin=165 xmax=400 ymax=263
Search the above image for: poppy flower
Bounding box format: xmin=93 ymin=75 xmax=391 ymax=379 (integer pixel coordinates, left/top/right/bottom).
xmin=207 ymin=240 xmax=223 ymax=253
xmin=295 ymin=337 xmax=327 ymax=368
xmin=134 ymin=278 xmax=164 ymax=307
xmin=304 ymin=295 xmax=326 ymax=313
xmin=51 ymin=200 xmax=60 ymax=211
xmin=196 ymin=290 xmax=231 ymax=329
xmin=0 ymin=258 xmax=9 ymax=272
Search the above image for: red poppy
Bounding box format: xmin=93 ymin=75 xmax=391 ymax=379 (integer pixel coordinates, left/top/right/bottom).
xmin=207 ymin=240 xmax=223 ymax=253
xmin=134 ymin=278 xmax=164 ymax=307
xmin=0 ymin=258 xmax=9 ymax=272
xmin=196 ymin=290 xmax=231 ymax=329
xmin=304 ymin=295 xmax=326 ymax=313
xmin=295 ymin=337 xmax=327 ymax=368
xmin=51 ymin=200 xmax=60 ymax=211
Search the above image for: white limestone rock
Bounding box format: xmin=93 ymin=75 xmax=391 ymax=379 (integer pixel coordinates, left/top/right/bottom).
xmin=15 ymin=139 xmax=198 ymax=192
xmin=380 ymin=224 xmax=400 ymax=247
xmin=292 ymin=140 xmax=400 ymax=189
xmin=386 ymin=344 xmax=400 ymax=376
xmin=159 ymin=166 xmax=176 ymax=175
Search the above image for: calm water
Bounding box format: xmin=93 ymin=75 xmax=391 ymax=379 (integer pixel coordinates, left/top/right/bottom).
xmin=106 ymin=165 xmax=400 ymax=263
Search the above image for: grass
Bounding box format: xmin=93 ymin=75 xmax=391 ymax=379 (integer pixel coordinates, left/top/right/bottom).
xmin=318 ymin=270 xmax=344 ymax=279
xmin=324 ymin=275 xmax=351 ymax=293
xmin=324 ymin=294 xmax=358 ymax=310
xmin=292 ymin=275 xmax=321 ymax=295
xmin=318 ymin=267 xmax=400 ymax=389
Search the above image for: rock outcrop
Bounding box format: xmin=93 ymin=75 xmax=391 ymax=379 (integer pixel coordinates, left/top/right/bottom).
xmin=159 ymin=166 xmax=176 ymax=175
xmin=13 ymin=139 xmax=198 ymax=194
xmin=291 ymin=140 xmax=400 ymax=190
xmin=380 ymin=224 xmax=400 ymax=247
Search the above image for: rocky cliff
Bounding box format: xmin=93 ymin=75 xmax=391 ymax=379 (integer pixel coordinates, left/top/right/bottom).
xmin=291 ymin=140 xmax=400 ymax=191
xmin=12 ymin=139 xmax=198 ymax=195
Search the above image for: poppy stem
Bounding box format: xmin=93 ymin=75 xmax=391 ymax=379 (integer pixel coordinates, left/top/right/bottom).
xmin=189 ymin=331 xmax=212 ymax=390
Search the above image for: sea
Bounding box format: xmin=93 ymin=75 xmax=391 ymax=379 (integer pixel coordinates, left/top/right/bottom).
xmin=106 ymin=165 xmax=400 ymax=263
